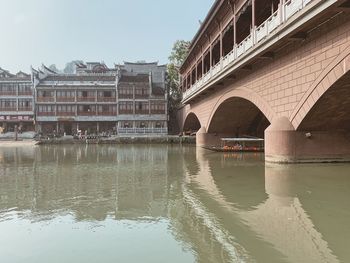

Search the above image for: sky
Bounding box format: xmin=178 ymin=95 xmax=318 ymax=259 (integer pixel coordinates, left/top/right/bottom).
xmin=0 ymin=0 xmax=214 ymax=73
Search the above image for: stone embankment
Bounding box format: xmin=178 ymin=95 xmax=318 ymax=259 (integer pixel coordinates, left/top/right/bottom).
xmin=37 ymin=136 xmax=195 ymax=145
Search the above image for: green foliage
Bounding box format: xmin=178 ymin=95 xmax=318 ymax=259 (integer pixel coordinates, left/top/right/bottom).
xmin=167 ymin=40 xmax=190 ymax=103
xmin=167 ymin=40 xmax=191 ymax=133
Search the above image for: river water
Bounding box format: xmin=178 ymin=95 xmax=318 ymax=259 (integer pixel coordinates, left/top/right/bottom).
xmin=0 ymin=145 xmax=349 ymax=263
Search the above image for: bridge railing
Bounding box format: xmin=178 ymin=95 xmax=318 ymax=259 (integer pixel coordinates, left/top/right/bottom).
xmin=183 ymin=0 xmax=313 ymax=101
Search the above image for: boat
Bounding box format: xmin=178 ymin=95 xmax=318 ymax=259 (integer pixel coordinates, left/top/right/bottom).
xmin=204 ymin=137 xmax=264 ymax=152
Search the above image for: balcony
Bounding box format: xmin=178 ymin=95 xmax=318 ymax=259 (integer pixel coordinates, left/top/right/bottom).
xmin=117 ymin=127 xmax=168 ymax=135
xmin=97 ymin=97 xmax=116 ymax=102
xmin=77 ymin=111 xmax=97 ymax=116
xmin=18 ymin=107 xmax=32 ymax=111
xmin=56 ymin=97 xmax=75 ymax=102
xmin=182 ymin=0 xmax=314 ymax=101
xmin=56 ymin=112 xmax=75 ymax=116
xmin=77 ymin=97 xmax=96 ymax=102
xmin=37 ymin=97 xmax=55 ymax=102
xmin=0 ymin=92 xmax=16 ymax=96
xmin=0 ymin=107 xmax=17 ymax=111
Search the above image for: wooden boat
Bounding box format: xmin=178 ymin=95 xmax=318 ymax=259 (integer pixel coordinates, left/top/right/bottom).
xmin=204 ymin=137 xmax=264 ymax=152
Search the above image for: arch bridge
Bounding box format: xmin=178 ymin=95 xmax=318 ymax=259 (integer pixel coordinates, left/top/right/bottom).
xmin=177 ymin=0 xmax=350 ymax=163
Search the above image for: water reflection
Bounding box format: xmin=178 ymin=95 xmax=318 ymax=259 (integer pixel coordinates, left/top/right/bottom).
xmin=0 ymin=145 xmax=349 ymax=262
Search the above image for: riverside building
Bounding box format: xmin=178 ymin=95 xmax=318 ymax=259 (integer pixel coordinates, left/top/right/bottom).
xmin=32 ymin=62 xmax=168 ymax=136
xmin=0 ymin=68 xmax=34 ymax=132
xmin=116 ymin=62 xmax=168 ymax=135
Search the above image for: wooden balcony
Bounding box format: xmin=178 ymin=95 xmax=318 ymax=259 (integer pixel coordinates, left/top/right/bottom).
xmin=56 ymin=97 xmax=75 ymax=102
xmin=18 ymin=107 xmax=32 ymax=111
xmin=0 ymin=107 xmax=17 ymax=111
xmin=37 ymin=97 xmax=55 ymax=102
xmin=0 ymin=92 xmax=16 ymax=96
xmin=77 ymin=97 xmax=96 ymax=102
xmin=77 ymin=111 xmax=97 ymax=116
xmin=56 ymin=112 xmax=75 ymax=116
xmin=97 ymin=97 xmax=116 ymax=102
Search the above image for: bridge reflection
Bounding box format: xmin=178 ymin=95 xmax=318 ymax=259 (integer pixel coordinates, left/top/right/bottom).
xmin=186 ymin=148 xmax=350 ymax=262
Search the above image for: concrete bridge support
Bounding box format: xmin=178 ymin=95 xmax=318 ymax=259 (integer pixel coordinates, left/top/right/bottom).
xmin=265 ymin=117 xmax=350 ymax=163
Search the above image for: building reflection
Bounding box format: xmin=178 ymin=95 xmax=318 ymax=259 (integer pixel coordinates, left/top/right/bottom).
xmin=0 ymin=145 xmax=170 ymax=222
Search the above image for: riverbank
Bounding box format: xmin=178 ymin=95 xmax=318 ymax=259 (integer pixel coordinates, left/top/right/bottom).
xmin=36 ymin=135 xmax=196 ymax=145
xmin=0 ymin=140 xmax=39 ymax=147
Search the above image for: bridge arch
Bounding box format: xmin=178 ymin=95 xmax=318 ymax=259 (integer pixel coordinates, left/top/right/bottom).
xmin=183 ymin=112 xmax=201 ymax=133
xmin=291 ymin=47 xmax=350 ymax=130
xmin=206 ymin=88 xmax=276 ymax=137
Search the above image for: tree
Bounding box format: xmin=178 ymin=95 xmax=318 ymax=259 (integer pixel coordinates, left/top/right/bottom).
xmin=63 ymin=60 xmax=84 ymax=74
xmin=167 ymin=40 xmax=191 ymax=134
xmin=167 ymin=40 xmax=190 ymax=103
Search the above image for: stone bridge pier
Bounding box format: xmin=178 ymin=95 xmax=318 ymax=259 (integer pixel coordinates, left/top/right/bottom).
xmin=177 ymin=0 xmax=350 ymax=163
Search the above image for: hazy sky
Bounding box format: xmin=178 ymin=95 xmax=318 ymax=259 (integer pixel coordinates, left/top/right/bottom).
xmin=0 ymin=0 xmax=214 ymax=73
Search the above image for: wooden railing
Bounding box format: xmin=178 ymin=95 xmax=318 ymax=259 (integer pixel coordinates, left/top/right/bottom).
xmin=18 ymin=107 xmax=32 ymax=111
xmin=0 ymin=107 xmax=17 ymax=111
xmin=77 ymin=97 xmax=96 ymax=102
xmin=0 ymin=92 xmax=16 ymax=96
xmin=37 ymin=97 xmax=55 ymax=102
xmin=56 ymin=112 xmax=75 ymax=116
xmin=97 ymin=97 xmax=116 ymax=102
xmin=77 ymin=111 xmax=97 ymax=116
xmin=56 ymin=97 xmax=75 ymax=102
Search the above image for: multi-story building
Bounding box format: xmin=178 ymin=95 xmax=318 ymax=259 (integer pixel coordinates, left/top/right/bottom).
xmin=0 ymin=67 xmax=34 ymax=132
xmin=32 ymin=62 xmax=168 ymax=136
xmin=33 ymin=63 xmax=118 ymax=135
xmin=116 ymin=62 xmax=168 ymax=135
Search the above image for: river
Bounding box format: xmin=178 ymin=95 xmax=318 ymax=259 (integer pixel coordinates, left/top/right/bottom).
xmin=0 ymin=145 xmax=349 ymax=263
